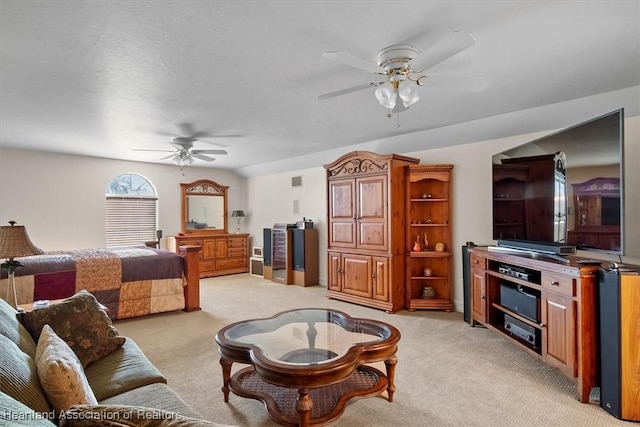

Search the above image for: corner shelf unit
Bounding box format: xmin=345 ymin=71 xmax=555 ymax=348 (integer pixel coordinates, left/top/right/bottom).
xmin=405 ymin=164 xmax=454 ymax=311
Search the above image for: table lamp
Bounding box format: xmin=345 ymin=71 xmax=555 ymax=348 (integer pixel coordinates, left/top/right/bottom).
xmin=231 ymin=210 xmax=245 ymax=233
xmin=0 ymin=221 xmax=43 ymax=311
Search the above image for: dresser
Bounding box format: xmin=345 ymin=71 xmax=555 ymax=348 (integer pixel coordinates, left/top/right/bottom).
xmin=168 ymin=233 xmax=249 ymax=278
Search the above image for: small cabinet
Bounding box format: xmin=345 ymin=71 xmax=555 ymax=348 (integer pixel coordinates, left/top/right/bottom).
xmin=327 ymin=252 xmax=390 ymax=302
xmin=541 ymin=292 xmax=575 ymax=375
xmin=470 ymin=253 xmax=487 ymax=324
xmin=405 ymin=164 xmax=454 ymax=311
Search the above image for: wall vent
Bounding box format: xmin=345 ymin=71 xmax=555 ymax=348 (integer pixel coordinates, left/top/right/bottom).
xmin=291 ymin=176 xmax=303 ymax=188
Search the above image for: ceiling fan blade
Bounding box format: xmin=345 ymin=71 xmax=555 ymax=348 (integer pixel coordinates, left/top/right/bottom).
xmin=419 ymin=75 xmax=489 ymax=92
xmin=133 ymin=148 xmax=175 ymax=153
xmin=192 ymin=149 xmax=228 ymax=155
xmin=191 ymin=153 xmax=215 ymax=162
xmin=410 ymin=31 xmax=476 ymax=72
xmin=159 ymin=153 xmax=177 ymax=160
xmin=318 ymin=82 xmax=381 ymax=100
xmin=204 ymin=134 xmax=243 ymax=139
xmin=322 ymin=51 xmax=384 ymax=74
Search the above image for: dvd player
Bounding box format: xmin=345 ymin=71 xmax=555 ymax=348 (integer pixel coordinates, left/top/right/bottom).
xmin=498 ymin=265 xmax=531 ymax=281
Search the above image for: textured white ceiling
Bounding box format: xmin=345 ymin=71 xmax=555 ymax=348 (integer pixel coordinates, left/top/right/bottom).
xmin=1 ymin=1 xmax=639 ymax=176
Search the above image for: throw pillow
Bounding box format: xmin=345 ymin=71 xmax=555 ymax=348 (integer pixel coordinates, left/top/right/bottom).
xmin=35 ymin=324 xmax=98 ymax=414
xmin=20 ymin=290 xmax=125 ymax=367
xmin=59 ymin=405 xmax=222 ymax=426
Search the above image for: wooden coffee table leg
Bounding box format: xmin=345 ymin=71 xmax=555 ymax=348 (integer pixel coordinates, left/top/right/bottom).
xmin=220 ymin=357 xmax=233 ymax=402
xmin=384 ymin=355 xmax=398 ymax=402
xmin=296 ymin=388 xmax=313 ymax=427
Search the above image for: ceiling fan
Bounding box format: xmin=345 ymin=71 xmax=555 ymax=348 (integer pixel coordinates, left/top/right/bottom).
xmin=318 ymin=31 xmax=488 ymax=115
xmin=134 ymin=123 xmax=239 ymax=166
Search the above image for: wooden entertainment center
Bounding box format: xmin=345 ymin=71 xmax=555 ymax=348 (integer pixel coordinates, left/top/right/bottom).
xmin=469 ymin=246 xmax=600 ymax=403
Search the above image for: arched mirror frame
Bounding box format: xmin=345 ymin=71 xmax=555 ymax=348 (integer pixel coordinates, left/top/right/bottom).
xmin=181 ymin=179 xmax=229 ymax=235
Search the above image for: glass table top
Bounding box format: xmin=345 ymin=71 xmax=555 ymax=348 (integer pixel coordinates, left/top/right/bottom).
xmin=220 ymin=309 xmax=394 ymax=366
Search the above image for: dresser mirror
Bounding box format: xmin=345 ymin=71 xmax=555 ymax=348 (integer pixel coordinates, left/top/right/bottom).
xmin=181 ymin=180 xmax=228 ymax=234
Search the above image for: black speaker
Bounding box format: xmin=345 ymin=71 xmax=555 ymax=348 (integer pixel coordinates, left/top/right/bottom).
xmin=263 ymin=228 xmax=272 ymax=267
xmin=461 ymin=244 xmax=473 ymax=324
xmin=598 ymin=266 xmax=640 ymax=421
xmin=462 ymin=242 xmax=489 ymax=324
xmin=292 ymin=229 xmax=305 ymax=271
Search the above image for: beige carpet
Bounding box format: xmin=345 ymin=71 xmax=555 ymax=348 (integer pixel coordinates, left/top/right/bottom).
xmin=115 ymin=274 xmax=630 ymax=427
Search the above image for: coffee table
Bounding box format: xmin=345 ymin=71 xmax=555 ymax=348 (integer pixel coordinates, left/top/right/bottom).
xmin=215 ymin=308 xmax=400 ymax=426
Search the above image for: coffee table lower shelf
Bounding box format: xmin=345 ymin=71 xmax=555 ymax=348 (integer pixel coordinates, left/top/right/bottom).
xmin=228 ymin=365 xmax=389 ymax=426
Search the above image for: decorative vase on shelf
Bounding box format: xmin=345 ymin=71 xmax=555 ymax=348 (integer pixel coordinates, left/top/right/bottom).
xmin=413 ymin=235 xmax=422 ymax=252
xmin=423 ymin=233 xmax=429 ymax=251
xmin=422 ymin=286 xmax=436 ymax=299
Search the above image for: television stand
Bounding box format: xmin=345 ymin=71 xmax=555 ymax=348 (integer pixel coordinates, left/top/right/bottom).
xmin=468 ymin=246 xmax=600 ymax=403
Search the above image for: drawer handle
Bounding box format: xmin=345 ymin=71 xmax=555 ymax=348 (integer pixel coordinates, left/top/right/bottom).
xmin=550 ymin=280 xmax=560 ymax=286
xmin=474 ymin=260 xmax=479 ymax=264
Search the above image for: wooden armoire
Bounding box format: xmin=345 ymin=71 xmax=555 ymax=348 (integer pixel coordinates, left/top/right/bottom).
xmin=324 ymin=151 xmax=420 ymax=313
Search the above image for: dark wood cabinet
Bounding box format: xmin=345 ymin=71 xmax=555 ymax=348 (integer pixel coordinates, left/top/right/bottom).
xmin=493 ymin=153 xmax=567 ymax=242
xmin=325 ymin=151 xmax=419 ymax=313
xmin=468 ymin=247 xmax=599 ymax=403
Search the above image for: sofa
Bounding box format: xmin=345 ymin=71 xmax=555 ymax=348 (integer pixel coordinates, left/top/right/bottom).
xmin=0 ymin=292 xmax=229 ymax=426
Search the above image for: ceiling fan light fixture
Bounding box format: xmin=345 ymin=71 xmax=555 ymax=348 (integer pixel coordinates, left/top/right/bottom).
xmin=398 ymin=81 xmax=420 ymax=107
xmin=374 ymin=82 xmax=397 ymax=109
xmin=172 ymin=153 xmax=193 ymax=166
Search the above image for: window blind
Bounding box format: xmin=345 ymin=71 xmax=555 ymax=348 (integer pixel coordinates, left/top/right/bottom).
xmin=105 ymin=197 xmax=157 ymax=248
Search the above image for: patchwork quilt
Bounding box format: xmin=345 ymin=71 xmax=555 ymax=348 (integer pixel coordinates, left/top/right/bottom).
xmin=0 ymin=246 xmax=186 ymax=320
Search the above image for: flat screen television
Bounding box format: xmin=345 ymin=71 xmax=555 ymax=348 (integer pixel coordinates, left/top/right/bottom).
xmin=492 ymin=109 xmax=624 ymax=255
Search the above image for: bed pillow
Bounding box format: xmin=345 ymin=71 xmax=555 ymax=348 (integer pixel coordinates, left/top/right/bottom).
xmin=20 ymin=290 xmax=125 ymax=367
xmin=35 ymin=325 xmax=98 ymax=413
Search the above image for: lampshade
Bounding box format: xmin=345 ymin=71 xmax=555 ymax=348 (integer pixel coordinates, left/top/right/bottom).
xmin=172 ymin=154 xmax=193 ymax=166
xmin=398 ymin=81 xmax=420 ymax=107
xmin=374 ymin=82 xmax=397 ymax=109
xmin=231 ymin=210 xmax=245 ymax=218
xmin=0 ymin=222 xmax=43 ymax=259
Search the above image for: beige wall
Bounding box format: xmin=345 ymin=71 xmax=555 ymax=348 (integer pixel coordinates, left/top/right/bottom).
xmin=1 ymin=116 xmax=638 ymax=313
xmin=246 ymin=115 xmax=640 ymax=311
xmin=0 ymin=149 xmax=246 ymax=251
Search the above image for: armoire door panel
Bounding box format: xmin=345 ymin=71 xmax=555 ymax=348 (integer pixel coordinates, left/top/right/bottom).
xmin=329 ymin=180 xmax=356 ymax=248
xmin=331 ymin=223 xmax=356 ymax=247
xmin=358 ymin=222 xmax=386 ymax=249
xmin=372 ymin=257 xmax=389 ymax=301
xmin=357 ymin=176 xmax=388 ymax=251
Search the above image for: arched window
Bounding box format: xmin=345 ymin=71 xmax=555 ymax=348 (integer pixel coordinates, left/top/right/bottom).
xmin=105 ymin=173 xmax=158 ymax=248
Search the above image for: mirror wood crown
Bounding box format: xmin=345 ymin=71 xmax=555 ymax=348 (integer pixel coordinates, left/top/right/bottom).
xmin=181 ymin=179 xmax=229 ymax=235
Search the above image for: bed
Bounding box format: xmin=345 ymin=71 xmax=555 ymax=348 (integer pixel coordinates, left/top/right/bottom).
xmin=0 ymin=245 xmax=201 ymax=320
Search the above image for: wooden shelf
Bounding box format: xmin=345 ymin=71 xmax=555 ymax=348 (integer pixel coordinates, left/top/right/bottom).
xmin=406 ymin=297 xmax=454 ymax=311
xmin=405 ymin=164 xmax=454 ymax=312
